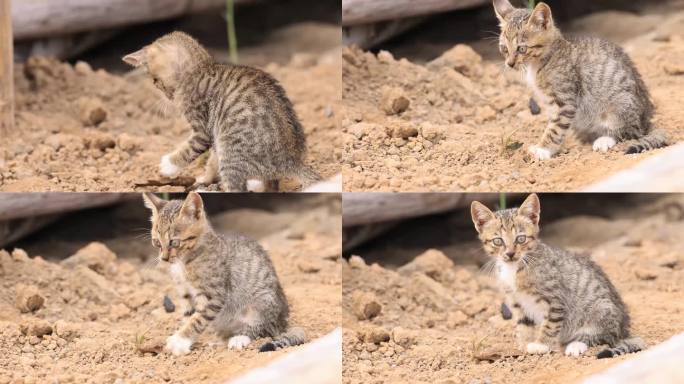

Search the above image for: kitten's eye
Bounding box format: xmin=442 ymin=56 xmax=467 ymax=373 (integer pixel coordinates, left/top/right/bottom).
xmin=169 ymin=239 xmax=180 ymax=248
xmin=492 ymin=238 xmax=504 ymax=246
xmin=152 ymin=238 xmax=161 ymax=248
xmin=516 ymin=235 xmax=527 ymax=244
xmin=517 ymin=45 xmax=527 ymax=54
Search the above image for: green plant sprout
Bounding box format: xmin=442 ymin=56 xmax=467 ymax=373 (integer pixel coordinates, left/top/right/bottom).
xmin=226 ymin=0 xmax=239 ymax=64
xmin=499 ymin=193 xmax=507 ymax=210
xmin=528 ymin=0 xmax=535 ymax=9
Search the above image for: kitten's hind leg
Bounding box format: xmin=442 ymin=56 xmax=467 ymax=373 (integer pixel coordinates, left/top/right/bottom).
xmin=592 ymin=136 xmax=617 ymax=152
xmin=161 ymin=131 xmax=212 ymax=177
xmin=227 ymin=335 xmax=251 ymax=350
xmin=263 ymin=179 xmax=280 ymax=192
xmin=194 ymin=150 xmax=219 ymax=185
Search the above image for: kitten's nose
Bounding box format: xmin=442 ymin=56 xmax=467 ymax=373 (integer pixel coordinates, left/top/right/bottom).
xmin=505 ymin=251 xmax=515 ymax=260
xmin=506 ymin=60 xmax=515 ymax=68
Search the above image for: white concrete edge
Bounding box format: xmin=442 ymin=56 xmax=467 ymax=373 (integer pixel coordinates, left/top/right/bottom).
xmin=228 ymin=328 xmax=342 ymax=384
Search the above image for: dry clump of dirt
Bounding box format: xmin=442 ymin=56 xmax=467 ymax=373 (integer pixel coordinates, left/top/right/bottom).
xmin=341 ymin=20 xmax=684 ymax=192
xmin=0 ymin=49 xmax=340 ymax=192
xmin=0 ymin=208 xmax=341 ymax=384
xmin=342 ymin=201 xmax=684 ymax=383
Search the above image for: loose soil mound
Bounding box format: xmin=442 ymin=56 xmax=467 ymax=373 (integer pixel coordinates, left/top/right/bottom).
xmin=341 ymin=12 xmax=684 ymax=191
xmin=342 ymin=196 xmax=684 ymax=383
xmin=0 ymin=203 xmax=342 ymax=383
xmin=0 ymin=49 xmax=340 ymax=192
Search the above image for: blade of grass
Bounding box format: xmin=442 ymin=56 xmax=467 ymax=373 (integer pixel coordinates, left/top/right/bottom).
xmin=226 ymin=0 xmax=238 ymax=64
xmin=528 ymin=0 xmax=535 ymax=9
xmin=499 ymin=193 xmax=507 ymax=210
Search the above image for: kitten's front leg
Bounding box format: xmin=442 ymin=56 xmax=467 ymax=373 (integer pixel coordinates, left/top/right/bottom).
xmin=526 ymin=300 xmax=563 ymax=355
xmin=529 ymin=102 xmax=576 ymax=160
xmin=509 ymin=299 xmax=536 ymax=349
xmin=160 ymin=131 xmax=212 ymax=178
xmin=166 ymin=293 xmax=223 ymax=356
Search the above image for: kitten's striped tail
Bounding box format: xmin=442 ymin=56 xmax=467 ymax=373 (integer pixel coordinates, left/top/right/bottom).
xmin=596 ymin=337 xmax=645 ymax=359
xmin=258 ymin=327 xmax=306 ymax=352
xmin=625 ymin=130 xmax=668 ymax=154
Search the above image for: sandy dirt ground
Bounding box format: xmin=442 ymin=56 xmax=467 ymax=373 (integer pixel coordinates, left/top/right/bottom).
xmin=341 ymin=7 xmax=684 ymax=192
xmin=0 ymin=24 xmax=341 ymax=192
xmin=342 ymin=194 xmax=684 ymax=383
xmin=0 ymin=196 xmax=342 ymax=384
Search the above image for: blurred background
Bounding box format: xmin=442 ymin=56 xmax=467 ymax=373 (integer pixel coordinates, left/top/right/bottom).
xmin=343 ymin=0 xmax=684 ymax=62
xmin=10 ymin=0 xmax=340 ymax=71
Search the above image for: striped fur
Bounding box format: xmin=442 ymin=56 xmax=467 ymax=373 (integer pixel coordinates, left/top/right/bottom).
xmin=258 ymin=327 xmax=306 ymax=352
xmin=493 ymin=0 xmax=668 ymax=158
xmin=471 ymin=194 xmax=644 ymax=358
xmin=124 ymin=32 xmax=321 ymax=191
xmin=143 ymin=192 xmax=304 ymax=355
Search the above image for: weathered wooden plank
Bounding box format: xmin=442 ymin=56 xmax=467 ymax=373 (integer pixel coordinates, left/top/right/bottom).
xmin=342 ymin=0 xmax=491 ymax=26
xmin=0 ymin=193 xmax=125 ymax=221
xmin=11 ymin=0 xmax=255 ymax=40
xmin=342 ymin=193 xmax=498 ymax=227
xmin=0 ymin=0 xmax=14 ymax=134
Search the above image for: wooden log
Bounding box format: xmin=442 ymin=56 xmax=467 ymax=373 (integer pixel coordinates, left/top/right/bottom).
xmin=0 ymin=0 xmax=14 ymax=134
xmin=228 ymin=328 xmax=342 ymax=384
xmin=343 ymin=17 xmax=425 ymax=49
xmin=0 ymin=193 xmax=125 ymax=221
xmin=342 ymin=0 xmax=491 ymax=26
xmin=0 ymin=215 xmax=60 ymax=248
xmin=12 ymin=0 xmax=255 ymax=40
xmin=343 ymin=193 xmax=500 ymax=227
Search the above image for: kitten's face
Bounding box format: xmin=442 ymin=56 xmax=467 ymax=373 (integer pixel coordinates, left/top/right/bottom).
xmin=471 ymin=194 xmax=541 ymax=264
xmin=143 ymin=193 xmax=206 ymax=263
xmin=493 ymin=0 xmax=557 ymax=69
xmin=122 ymin=32 xmax=210 ymax=99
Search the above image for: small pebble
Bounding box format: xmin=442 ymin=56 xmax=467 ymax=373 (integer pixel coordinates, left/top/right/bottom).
xmin=163 ymin=296 xmax=175 ymax=313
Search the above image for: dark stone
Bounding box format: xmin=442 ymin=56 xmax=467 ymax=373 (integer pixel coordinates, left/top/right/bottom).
xmin=529 ymin=97 xmax=541 ymax=115
xmin=163 ymin=295 xmax=175 ymax=313
xmin=501 ymin=302 xmax=512 ymax=320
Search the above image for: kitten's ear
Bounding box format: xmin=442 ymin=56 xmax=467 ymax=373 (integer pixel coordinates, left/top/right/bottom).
xmin=122 ymin=47 xmax=147 ymax=67
xmin=471 ymin=201 xmax=496 ymax=233
xmin=180 ymin=192 xmax=204 ymax=221
xmin=142 ymin=193 xmax=166 ymax=213
xmin=527 ymin=2 xmax=554 ymax=30
xmin=518 ymin=193 xmax=541 ymax=225
xmin=493 ymin=0 xmax=515 ymax=24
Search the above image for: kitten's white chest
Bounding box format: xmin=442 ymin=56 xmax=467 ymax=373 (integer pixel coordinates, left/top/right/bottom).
xmin=170 ymin=262 xmax=198 ymax=296
xmin=169 ymin=262 xmax=187 ymax=284
xmin=515 ymin=292 xmax=546 ymax=325
xmin=525 ymin=66 xmax=551 ymax=105
xmin=496 ymin=261 xmax=517 ymax=292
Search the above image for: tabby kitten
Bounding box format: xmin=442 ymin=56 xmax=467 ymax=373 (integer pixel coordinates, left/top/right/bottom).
xmin=493 ymin=0 xmax=668 ymax=159
xmin=471 ymin=194 xmax=644 ymax=358
xmin=143 ymin=192 xmax=305 ymax=355
xmin=124 ymin=32 xmax=321 ymax=191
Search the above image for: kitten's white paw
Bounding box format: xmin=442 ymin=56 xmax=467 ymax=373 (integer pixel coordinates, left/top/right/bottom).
xmin=166 ymin=333 xmax=192 ymax=356
xmin=246 ymin=180 xmax=265 ymax=192
xmin=160 ymin=155 xmax=180 ymax=177
xmin=592 ymin=136 xmax=617 ymax=152
xmin=526 ymin=342 xmax=550 ymax=354
xmin=195 ymin=174 xmax=214 ymax=185
xmin=227 ymin=335 xmax=251 ymax=350
xmin=564 ymin=341 xmax=588 ymax=357
xmin=528 ymin=145 xmax=554 ymax=160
